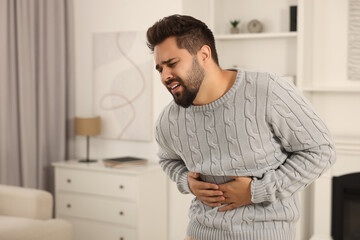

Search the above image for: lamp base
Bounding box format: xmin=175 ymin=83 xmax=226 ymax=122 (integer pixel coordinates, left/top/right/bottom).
xmin=78 ymin=159 xmax=97 ymax=163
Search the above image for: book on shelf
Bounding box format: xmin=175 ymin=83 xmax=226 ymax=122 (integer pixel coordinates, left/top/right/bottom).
xmin=102 ymin=156 xmax=148 ymax=168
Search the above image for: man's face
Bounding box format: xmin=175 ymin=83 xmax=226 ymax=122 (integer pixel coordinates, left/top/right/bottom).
xmin=154 ymin=37 xmax=205 ymax=108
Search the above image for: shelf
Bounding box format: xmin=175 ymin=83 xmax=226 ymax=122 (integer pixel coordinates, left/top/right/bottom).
xmin=334 ymin=137 xmax=360 ymax=155
xmin=302 ymin=86 xmax=360 ymax=93
xmin=215 ymin=32 xmax=298 ymax=40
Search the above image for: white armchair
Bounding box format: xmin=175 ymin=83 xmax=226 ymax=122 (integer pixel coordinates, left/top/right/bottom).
xmin=0 ymin=184 xmax=72 ymax=240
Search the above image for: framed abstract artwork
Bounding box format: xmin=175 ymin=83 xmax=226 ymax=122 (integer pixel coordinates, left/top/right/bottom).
xmin=93 ymin=31 xmax=153 ymax=141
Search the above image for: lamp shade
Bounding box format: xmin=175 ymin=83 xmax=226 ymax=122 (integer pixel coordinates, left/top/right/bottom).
xmin=75 ymin=117 xmax=101 ymax=136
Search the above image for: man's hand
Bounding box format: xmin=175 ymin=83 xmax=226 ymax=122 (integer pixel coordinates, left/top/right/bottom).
xmin=218 ymin=176 xmax=253 ymax=212
xmin=188 ymin=172 xmax=224 ymax=207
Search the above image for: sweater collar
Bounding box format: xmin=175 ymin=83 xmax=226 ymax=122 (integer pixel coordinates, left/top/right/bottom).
xmin=188 ymin=69 xmax=243 ymax=112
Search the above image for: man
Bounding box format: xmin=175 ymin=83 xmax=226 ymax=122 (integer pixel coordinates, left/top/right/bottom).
xmin=147 ymin=14 xmax=336 ymax=240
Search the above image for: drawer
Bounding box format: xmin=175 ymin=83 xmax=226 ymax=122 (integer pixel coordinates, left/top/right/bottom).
xmin=63 ymin=217 xmax=137 ymax=240
xmin=56 ymin=168 xmax=137 ymax=200
xmin=57 ymin=193 xmax=137 ymax=227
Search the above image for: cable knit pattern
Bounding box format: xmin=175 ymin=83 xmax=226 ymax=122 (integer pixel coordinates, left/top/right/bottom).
xmin=155 ymin=69 xmax=336 ymax=240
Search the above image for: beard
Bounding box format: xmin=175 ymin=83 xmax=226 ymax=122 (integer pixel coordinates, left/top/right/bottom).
xmin=171 ymin=58 xmax=205 ymax=108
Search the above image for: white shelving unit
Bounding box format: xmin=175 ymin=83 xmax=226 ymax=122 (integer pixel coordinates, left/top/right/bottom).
xmin=302 ymin=86 xmax=360 ymax=93
xmin=215 ymin=32 xmax=298 ymax=40
xmin=182 ymin=0 xmax=299 ymax=79
xmin=183 ymin=0 xmax=360 ymax=94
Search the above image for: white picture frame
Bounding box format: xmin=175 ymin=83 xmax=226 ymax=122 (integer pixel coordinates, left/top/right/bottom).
xmin=93 ymin=31 xmax=153 ymax=141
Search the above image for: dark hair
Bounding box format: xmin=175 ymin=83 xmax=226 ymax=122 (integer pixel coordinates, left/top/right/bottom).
xmin=146 ymin=14 xmax=219 ymax=65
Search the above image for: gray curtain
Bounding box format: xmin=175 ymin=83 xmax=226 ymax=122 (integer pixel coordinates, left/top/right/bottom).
xmin=0 ymin=0 xmax=75 ymax=191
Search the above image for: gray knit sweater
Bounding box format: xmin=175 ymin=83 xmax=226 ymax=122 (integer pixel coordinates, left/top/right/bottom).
xmin=155 ymin=69 xmax=336 ymax=240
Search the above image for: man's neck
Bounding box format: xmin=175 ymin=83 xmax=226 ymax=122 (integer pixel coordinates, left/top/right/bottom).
xmin=192 ymin=68 xmax=237 ymax=106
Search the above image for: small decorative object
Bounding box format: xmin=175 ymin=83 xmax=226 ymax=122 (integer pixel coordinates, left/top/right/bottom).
xmin=230 ymin=19 xmax=240 ymax=34
xmin=290 ymin=6 xmax=297 ymax=31
xmin=247 ymin=19 xmax=263 ymax=33
xmin=75 ymin=116 xmax=101 ymax=163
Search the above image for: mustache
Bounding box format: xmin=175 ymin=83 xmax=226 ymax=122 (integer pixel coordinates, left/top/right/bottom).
xmin=165 ymin=77 xmax=183 ymax=86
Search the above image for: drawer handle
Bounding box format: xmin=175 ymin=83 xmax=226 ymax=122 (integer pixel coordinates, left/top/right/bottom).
xmin=119 ymin=211 xmax=124 ymax=216
xmin=120 ymin=237 xmax=124 ymax=240
xmin=119 ymin=185 xmax=124 ymax=189
xmin=67 ymin=204 xmax=71 ymax=208
xmin=67 ymin=179 xmax=71 ymax=183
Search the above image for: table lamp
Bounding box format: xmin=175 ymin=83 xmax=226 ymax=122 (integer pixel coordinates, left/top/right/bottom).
xmin=75 ymin=116 xmax=101 ymax=163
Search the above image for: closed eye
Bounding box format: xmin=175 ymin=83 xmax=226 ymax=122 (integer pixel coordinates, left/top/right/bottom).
xmin=156 ymin=62 xmax=177 ymax=74
xmin=168 ymin=62 xmax=177 ymax=68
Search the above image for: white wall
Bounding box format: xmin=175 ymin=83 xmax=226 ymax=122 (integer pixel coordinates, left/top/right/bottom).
xmin=307 ymin=0 xmax=360 ymax=139
xmin=312 ymin=0 xmax=350 ymax=87
xmin=73 ymin=1 xmax=194 ymax=239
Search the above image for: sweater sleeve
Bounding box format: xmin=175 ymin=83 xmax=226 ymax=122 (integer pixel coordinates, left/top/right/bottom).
xmin=155 ymin=115 xmax=192 ymax=195
xmin=250 ymin=76 xmax=336 ymax=204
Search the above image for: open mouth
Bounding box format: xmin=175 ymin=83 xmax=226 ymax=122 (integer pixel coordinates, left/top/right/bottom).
xmin=171 ymin=83 xmax=180 ymax=92
xmin=168 ymin=82 xmax=181 ymax=94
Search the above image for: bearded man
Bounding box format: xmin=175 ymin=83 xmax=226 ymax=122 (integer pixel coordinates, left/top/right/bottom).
xmin=147 ymin=14 xmax=336 ymax=240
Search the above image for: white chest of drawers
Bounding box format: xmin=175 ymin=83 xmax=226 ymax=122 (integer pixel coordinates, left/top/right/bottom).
xmin=53 ymin=160 xmax=167 ymax=240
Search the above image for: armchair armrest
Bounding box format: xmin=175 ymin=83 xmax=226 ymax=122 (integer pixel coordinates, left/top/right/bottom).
xmin=0 ymin=184 xmax=52 ymax=220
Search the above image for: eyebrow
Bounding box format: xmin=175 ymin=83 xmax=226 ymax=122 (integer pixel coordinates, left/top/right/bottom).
xmin=155 ymin=58 xmax=177 ymax=70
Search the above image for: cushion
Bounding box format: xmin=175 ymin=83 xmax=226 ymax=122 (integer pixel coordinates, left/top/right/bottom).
xmin=0 ymin=216 xmax=72 ymax=240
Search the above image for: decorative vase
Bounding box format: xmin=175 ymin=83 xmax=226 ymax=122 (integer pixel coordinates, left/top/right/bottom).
xmin=230 ymin=27 xmax=240 ymax=34
xmin=247 ymin=19 xmax=263 ymax=33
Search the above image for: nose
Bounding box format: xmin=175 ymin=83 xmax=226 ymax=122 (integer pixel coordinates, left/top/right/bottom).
xmin=161 ymin=67 xmax=173 ymax=84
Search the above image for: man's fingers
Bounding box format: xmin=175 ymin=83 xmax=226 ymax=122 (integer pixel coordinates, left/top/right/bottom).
xmin=201 ymin=182 xmax=219 ymax=190
xmin=188 ymin=172 xmax=200 ymax=178
xmin=221 ymin=198 xmax=232 ymax=204
xmin=218 ymin=203 xmax=238 ymax=212
xmin=199 ymin=189 xmax=223 ymax=197
xmin=192 ymin=180 xmax=219 ymax=191
xmin=203 ymin=201 xmax=222 ymax=207
xmin=202 ymin=195 xmax=225 ymax=202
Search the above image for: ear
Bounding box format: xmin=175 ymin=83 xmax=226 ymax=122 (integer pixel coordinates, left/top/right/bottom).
xmin=197 ymin=45 xmax=212 ymax=65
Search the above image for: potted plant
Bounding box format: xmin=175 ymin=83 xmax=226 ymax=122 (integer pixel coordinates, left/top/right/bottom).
xmin=230 ymin=19 xmax=240 ymax=34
